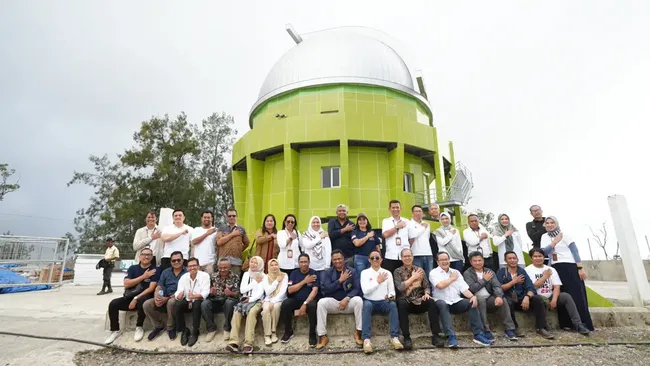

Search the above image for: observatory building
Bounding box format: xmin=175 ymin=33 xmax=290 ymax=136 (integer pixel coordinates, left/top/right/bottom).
xmin=231 ymin=25 xmax=472 ymax=231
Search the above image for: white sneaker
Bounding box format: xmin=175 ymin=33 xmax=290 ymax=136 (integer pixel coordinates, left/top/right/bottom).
xmin=223 ymin=330 xmax=230 ymax=342
xmin=105 ymin=331 xmax=120 ymax=345
xmin=265 ymin=336 xmax=272 ymax=346
xmin=271 ymin=333 xmax=278 ymax=343
xmin=134 ymin=327 xmax=144 ymax=342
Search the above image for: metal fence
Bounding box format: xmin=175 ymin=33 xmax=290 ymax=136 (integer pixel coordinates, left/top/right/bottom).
xmin=0 ymin=235 xmax=71 ymax=289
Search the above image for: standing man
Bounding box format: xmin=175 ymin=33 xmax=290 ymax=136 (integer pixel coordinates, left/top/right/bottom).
xmin=427 ymin=204 xmax=441 ymax=221
xmin=191 ymin=210 xmax=217 ymax=274
xmin=360 ymin=250 xmax=403 ymax=354
xmin=430 ymin=252 xmax=491 ymax=348
xmin=407 ymin=205 xmax=434 ymax=276
xmin=160 ymin=209 xmax=192 ymax=270
xmin=143 ymin=251 xmax=186 ymax=341
xmin=98 ymin=238 xmax=119 ymax=295
xmin=394 ymin=248 xmax=443 ymax=349
xmin=328 ymin=204 xmax=356 ymax=268
xmin=381 ymin=200 xmax=410 ymax=273
xmin=280 ymin=253 xmax=320 ymax=347
xmin=526 ymin=205 xmax=546 ymax=249
xmin=216 ymin=208 xmax=249 ymax=277
xmin=105 ymin=248 xmax=159 ymax=345
xmin=201 ymin=257 xmax=240 ymax=342
xmin=315 ymin=249 xmax=363 ymax=350
xmin=463 ymin=214 xmax=495 ymax=271
xmin=133 ymin=211 xmax=162 ymax=266
xmin=463 ymin=251 xmax=518 ymax=341
xmin=174 ymin=257 xmax=211 ymax=347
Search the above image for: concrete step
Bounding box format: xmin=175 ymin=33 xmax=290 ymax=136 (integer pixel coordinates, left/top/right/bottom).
xmin=107 ymin=306 xmax=650 ymax=336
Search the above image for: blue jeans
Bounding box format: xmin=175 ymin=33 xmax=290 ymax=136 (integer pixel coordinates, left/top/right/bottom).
xmin=450 ymin=260 xmax=464 ymax=272
xmin=354 ymin=255 xmax=370 ymax=277
xmin=362 ymin=299 xmax=399 ymax=340
xmin=436 ymin=299 xmax=484 ymax=337
xmin=413 ymin=255 xmax=434 ymax=276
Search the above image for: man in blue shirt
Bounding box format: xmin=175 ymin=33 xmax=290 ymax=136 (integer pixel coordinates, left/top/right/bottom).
xmin=280 ymin=253 xmax=320 ymax=347
xmin=328 ymin=204 xmax=356 ymax=268
xmin=315 ymin=249 xmax=363 ymax=349
xmin=105 ymin=247 xmax=160 ymax=345
xmin=497 ymin=251 xmax=553 ymax=339
xmin=143 ymin=250 xmax=187 ymax=341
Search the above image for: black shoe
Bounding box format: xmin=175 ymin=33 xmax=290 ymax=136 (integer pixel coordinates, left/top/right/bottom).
xmin=96 ymin=290 xmax=106 ymax=295
xmin=187 ymin=333 xmax=198 ymax=347
xmin=403 ymin=337 xmax=413 ymax=350
xmin=148 ymin=327 xmax=164 ymax=341
xmin=107 ymin=287 xmax=113 ymax=293
xmin=180 ymin=328 xmax=191 ymax=346
xmin=281 ymin=331 xmax=294 ymax=344
xmin=577 ymin=324 xmax=590 ymax=336
xmin=536 ymin=328 xmax=554 ymax=339
xmin=168 ymin=329 xmax=177 ymax=340
xmin=431 ymin=335 xmax=445 ymax=348
xmin=309 ymin=333 xmax=317 ymax=348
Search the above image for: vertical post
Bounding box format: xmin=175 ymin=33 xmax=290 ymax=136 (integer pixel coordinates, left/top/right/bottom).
xmin=587 ymin=238 xmax=594 ymax=260
xmin=645 ymin=235 xmax=650 ymax=257
xmin=57 ymin=238 xmax=70 ymax=286
xmin=48 ymin=239 xmax=59 ymax=284
xmin=608 ymin=195 xmax=650 ymax=307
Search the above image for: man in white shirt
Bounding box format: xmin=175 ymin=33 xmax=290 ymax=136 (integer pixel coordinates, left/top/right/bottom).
xmin=98 ymin=238 xmax=120 ymax=295
xmin=161 ymin=209 xmax=192 ymax=270
xmin=526 ymin=248 xmax=590 ymax=335
xmin=381 ymin=199 xmax=410 ymax=273
xmin=408 ymin=204 xmax=434 ymax=276
xmin=191 ymin=210 xmax=217 ymax=274
xmin=173 ymin=257 xmax=211 ymax=347
xmin=430 ymin=252 xmax=491 ymax=348
xmin=360 ymin=250 xmax=403 ymax=354
xmin=463 ymin=214 xmax=495 ymax=271
xmin=133 ymin=211 xmax=162 ymax=266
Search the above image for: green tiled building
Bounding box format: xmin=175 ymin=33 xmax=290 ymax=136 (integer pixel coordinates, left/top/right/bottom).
xmin=231 ymin=26 xmax=472 ymax=235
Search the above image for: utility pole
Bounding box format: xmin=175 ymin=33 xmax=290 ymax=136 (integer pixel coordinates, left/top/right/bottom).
xmin=587 ymin=238 xmax=594 ymax=260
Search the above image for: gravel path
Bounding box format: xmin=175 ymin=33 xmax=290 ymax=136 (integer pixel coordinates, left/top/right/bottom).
xmin=74 ymin=327 xmax=650 ymax=366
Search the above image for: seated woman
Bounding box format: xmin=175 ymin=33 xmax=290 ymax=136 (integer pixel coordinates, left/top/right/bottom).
xmin=261 ymin=259 xmax=288 ymax=346
xmin=492 ymin=214 xmax=525 ymax=268
xmin=540 ymin=216 xmax=594 ymax=331
xmin=433 ymin=212 xmax=464 ymax=272
xmin=301 ymin=216 xmax=332 ymax=273
xmin=226 ymin=256 xmax=266 ymax=354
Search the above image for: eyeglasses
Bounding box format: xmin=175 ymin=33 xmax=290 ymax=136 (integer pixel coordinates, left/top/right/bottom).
xmin=286 ymin=220 xmax=295 ymax=224
xmin=140 ymin=253 xmax=152 ymax=257
xmin=369 ymin=256 xmax=381 ymax=261
xmin=171 ymin=259 xmax=182 ymax=263
xmin=227 ymin=215 xmax=237 ymax=218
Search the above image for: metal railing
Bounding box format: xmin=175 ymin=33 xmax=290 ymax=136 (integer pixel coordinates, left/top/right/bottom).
xmin=414 ymin=161 xmax=474 ymax=207
xmin=0 ymin=235 xmax=71 ymax=289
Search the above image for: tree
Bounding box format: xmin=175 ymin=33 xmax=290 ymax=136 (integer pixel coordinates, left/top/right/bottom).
xmin=0 ymin=231 xmax=34 ymax=260
xmin=590 ymin=222 xmax=609 ymax=260
xmin=0 ymin=163 xmax=20 ymax=202
xmin=68 ymin=112 xmax=237 ymax=253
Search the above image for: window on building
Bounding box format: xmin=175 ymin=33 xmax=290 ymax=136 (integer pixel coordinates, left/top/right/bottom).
xmin=403 ymin=172 xmax=414 ymax=193
xmin=322 ymin=167 xmax=341 ymax=188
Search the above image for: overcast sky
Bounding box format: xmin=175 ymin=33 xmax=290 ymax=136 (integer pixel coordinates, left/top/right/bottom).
xmin=1 ymin=1 xmax=648 ymax=260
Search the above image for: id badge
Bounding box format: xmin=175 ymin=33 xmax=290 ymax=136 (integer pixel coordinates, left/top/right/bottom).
xmin=287 ymin=249 xmax=293 ymax=259
xmin=396 ymin=237 xmax=402 ymax=246
xmin=552 ymin=253 xmax=558 ymax=262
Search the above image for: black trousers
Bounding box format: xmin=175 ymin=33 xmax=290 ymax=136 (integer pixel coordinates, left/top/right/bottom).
xmin=397 ymin=298 xmax=441 ymax=338
xmin=102 ymin=264 xmax=114 ymax=286
xmin=381 ymin=259 xmax=402 ymax=273
xmin=108 ymin=293 xmax=153 ymax=331
xmin=506 ymin=294 xmax=548 ymax=329
xmin=280 ymin=298 xmax=317 ymax=337
xmin=174 ymin=298 xmax=203 ymax=335
xmin=160 ymin=258 xmax=188 ymax=271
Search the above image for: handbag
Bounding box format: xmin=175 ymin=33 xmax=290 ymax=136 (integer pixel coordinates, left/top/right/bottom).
xmin=123 ymin=282 xmax=145 ymax=299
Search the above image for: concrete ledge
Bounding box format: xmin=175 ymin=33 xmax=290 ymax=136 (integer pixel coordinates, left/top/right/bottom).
xmin=107 ymin=307 xmax=650 ymax=336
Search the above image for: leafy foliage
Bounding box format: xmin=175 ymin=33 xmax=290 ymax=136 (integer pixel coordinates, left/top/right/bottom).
xmin=68 ymin=112 xmax=236 ymax=254
xmin=0 ymin=163 xmax=20 ymax=202
xmin=462 ymin=208 xmax=496 ymax=233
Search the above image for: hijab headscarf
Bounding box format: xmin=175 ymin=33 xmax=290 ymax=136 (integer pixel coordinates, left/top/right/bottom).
xmin=493 ymin=213 xmax=517 ymax=252
xmin=545 ymin=216 xmax=561 ymax=237
xmin=304 ymin=216 xmax=325 ymax=261
xmin=434 ymin=212 xmax=464 ymax=260
xmin=248 ymin=256 xmax=265 ymax=279
xmin=439 ymin=212 xmax=453 ymax=230
xmin=266 ymin=258 xmax=284 ymax=298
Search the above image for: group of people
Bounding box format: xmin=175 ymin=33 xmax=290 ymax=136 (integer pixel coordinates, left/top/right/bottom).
xmin=101 ymin=202 xmax=594 ymax=354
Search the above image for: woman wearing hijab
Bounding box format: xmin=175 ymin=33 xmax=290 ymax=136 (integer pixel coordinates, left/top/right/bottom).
xmin=254 ymin=214 xmax=280 ymax=273
xmin=540 ymin=216 xmax=594 ymax=331
xmin=226 ymin=256 xmax=266 ymax=354
xmin=433 ymin=212 xmax=464 ymax=271
xmin=261 ymin=259 xmax=289 ymax=346
xmin=301 ymin=216 xmax=332 ymax=272
xmin=276 ymin=214 xmax=300 ymax=275
xmin=492 ymin=214 xmax=525 ymax=268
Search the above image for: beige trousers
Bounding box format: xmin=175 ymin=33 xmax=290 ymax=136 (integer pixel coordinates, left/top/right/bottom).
xmin=229 ymin=302 xmax=263 ymax=346
xmin=316 ymin=296 xmax=363 ymax=336
xmin=143 ymin=297 xmax=178 ymax=329
xmin=261 ymin=300 xmax=283 ymax=336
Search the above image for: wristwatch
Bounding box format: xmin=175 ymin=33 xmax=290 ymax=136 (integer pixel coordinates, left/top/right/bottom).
xmin=133 ymin=296 xmax=138 ymax=301
xmin=303 ymin=301 xmax=308 ymax=305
